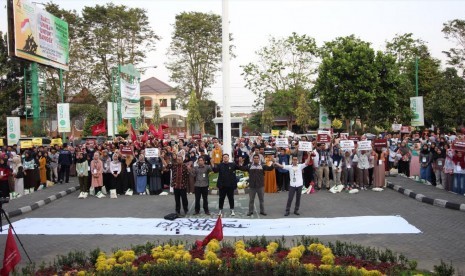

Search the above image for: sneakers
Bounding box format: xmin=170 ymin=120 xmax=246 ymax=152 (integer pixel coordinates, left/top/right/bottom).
xmin=231 ymin=210 xmax=235 ymax=216
xmin=218 ymin=209 xmax=222 ymax=216
xmin=78 ymin=192 xmax=84 ymax=199
xmin=83 ymin=192 xmax=88 ymax=199
xmin=96 ymin=191 xmax=106 ymax=198
xmin=436 ymin=184 xmax=444 ymax=190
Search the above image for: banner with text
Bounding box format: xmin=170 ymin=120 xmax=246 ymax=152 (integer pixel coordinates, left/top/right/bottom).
xmin=120 ymin=79 xmax=140 ymax=101
xmin=13 ymin=0 xmax=69 ymax=70
xmin=358 ymin=140 xmax=372 ymax=151
xmin=107 ymin=102 xmax=118 ymax=136
xmin=6 ymin=117 xmax=20 ymax=146
xmin=275 ymin=138 xmax=288 ymax=147
xmin=410 ymin=96 xmax=424 ymax=127
xmin=340 ymin=140 xmax=355 ymax=150
xmin=145 ymin=148 xmax=159 ymax=158
xmin=298 ymin=141 xmax=312 ymax=151
xmin=56 ymin=103 xmax=70 ymax=132
xmin=319 ymin=106 xmax=331 ymax=129
xmin=121 ymin=99 xmax=140 ymax=119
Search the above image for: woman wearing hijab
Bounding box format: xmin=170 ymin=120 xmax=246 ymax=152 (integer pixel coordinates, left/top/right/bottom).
xmin=444 ymin=145 xmax=455 ymax=192
xmin=0 ymin=157 xmax=11 ymax=198
xmin=432 ymin=146 xmax=446 ymax=189
xmin=419 ymin=144 xmax=433 ymax=184
xmin=38 ymin=151 xmax=47 ymax=189
xmin=76 ymin=151 xmax=89 ymax=198
xmin=23 ymin=150 xmax=36 ymax=194
xmin=109 ymin=153 xmax=121 ymax=198
xmin=396 ymin=141 xmax=411 ymax=177
xmin=373 ymin=147 xmax=386 ymax=188
xmin=11 ymin=154 xmax=24 ymax=198
xmin=135 ymin=154 xmax=150 ymax=195
xmin=409 ymin=142 xmax=421 ymax=179
xmin=101 ymin=150 xmax=111 ymax=195
xmin=121 ymin=154 xmax=136 ymax=195
xmin=91 ymin=152 xmax=105 ymax=198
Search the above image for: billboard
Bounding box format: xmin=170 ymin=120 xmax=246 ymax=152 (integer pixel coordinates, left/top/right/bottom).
xmin=410 ymin=96 xmax=424 ymax=127
xmin=7 ymin=117 xmax=20 ymax=146
xmin=57 ymin=103 xmax=70 ymax=132
xmin=12 ymin=0 xmax=69 ymax=70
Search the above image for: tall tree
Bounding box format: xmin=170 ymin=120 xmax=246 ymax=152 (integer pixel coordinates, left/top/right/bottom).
xmin=80 ymin=4 xmax=159 ymax=100
xmin=442 ymin=19 xmax=465 ymax=78
xmin=315 ymin=35 xmax=378 ymax=124
xmin=152 ymin=103 xmax=161 ymax=127
xmin=0 ymin=32 xmax=24 ymax=136
xmin=242 ymin=32 xmax=319 ymax=109
xmin=186 ymin=91 xmax=202 ymax=134
xmin=294 ymin=90 xmax=316 ymax=132
xmin=167 ymin=12 xmax=231 ymax=105
xmin=198 ymin=99 xmax=217 ymax=134
xmin=425 ymin=67 xmax=465 ymax=128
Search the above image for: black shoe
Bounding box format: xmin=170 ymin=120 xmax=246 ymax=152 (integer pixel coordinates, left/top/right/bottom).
xmin=294 ymin=211 xmax=300 ymax=215
xmin=205 ymin=211 xmax=211 ymax=215
xmin=260 ymin=212 xmax=267 ymax=216
xmin=247 ymin=212 xmax=252 ymax=216
xmin=284 ymin=211 xmax=290 ymax=216
xmin=194 ymin=211 xmax=200 ymax=215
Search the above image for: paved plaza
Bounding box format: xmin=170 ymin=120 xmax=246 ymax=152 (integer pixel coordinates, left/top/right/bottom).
xmin=1 ymin=175 xmax=465 ymax=273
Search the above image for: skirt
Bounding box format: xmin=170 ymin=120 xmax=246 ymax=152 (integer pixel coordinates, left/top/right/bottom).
xmin=264 ymin=169 xmax=277 ymax=193
xmin=136 ymin=176 xmax=147 ymax=194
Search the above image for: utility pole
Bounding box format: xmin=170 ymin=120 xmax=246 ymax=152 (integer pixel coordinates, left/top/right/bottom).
xmin=222 ymin=0 xmax=232 ymax=156
xmin=415 ymin=57 xmax=419 ymax=97
xmin=31 ymin=62 xmax=40 ymax=136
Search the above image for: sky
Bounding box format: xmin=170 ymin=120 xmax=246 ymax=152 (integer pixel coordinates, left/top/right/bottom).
xmin=2 ymin=0 xmax=464 ymax=113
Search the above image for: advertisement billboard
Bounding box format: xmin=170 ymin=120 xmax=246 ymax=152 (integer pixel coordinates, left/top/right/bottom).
xmin=12 ymin=0 xmax=69 ymax=70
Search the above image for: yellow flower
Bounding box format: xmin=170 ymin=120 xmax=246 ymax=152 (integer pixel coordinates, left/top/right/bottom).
xmin=157 ymin=258 xmax=168 ymax=264
xmin=304 ymin=263 xmax=316 ymax=272
xmin=319 ymin=264 xmax=333 ymax=271
xmin=321 ymin=254 xmax=335 ymax=265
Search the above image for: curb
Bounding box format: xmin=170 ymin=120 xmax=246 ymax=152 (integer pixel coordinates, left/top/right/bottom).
xmin=6 ymin=186 xmax=80 ymax=218
xmin=386 ymin=182 xmax=465 ymax=212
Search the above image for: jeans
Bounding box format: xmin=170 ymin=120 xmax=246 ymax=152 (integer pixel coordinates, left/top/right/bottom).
xmin=454 ymin=173 xmax=465 ymax=194
xmin=219 ymin=186 xmax=235 ymax=210
xmin=357 ymin=168 xmax=369 ymax=188
xmin=174 ymin=188 xmax=188 ymax=214
xmin=194 ymin=186 xmax=209 ymax=213
xmin=420 ymin=164 xmax=432 ymax=182
xmin=285 ymin=185 xmax=302 ymax=213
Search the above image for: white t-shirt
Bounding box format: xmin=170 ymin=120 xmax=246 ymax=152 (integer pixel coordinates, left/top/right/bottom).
xmin=282 ymin=163 xmax=307 ymax=187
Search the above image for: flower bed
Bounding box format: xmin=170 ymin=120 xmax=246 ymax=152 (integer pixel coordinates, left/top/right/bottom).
xmin=24 ymin=237 xmax=438 ymax=275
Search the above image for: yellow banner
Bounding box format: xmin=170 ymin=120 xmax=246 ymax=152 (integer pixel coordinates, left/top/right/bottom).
xmin=271 ymin=130 xmax=280 ymax=137
xmin=32 ymin=138 xmax=42 ymax=146
xmin=0 ymin=139 xmax=3 ymax=146
xmin=51 ymin=138 xmax=63 ymax=146
xmin=20 ymin=141 xmax=33 ymax=148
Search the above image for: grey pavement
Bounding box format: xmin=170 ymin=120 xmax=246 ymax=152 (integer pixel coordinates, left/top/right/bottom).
xmin=0 ymin=176 xmax=464 ymax=273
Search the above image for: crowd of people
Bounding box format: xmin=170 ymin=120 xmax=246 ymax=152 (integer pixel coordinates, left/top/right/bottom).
xmin=0 ymin=129 xmax=464 ymax=217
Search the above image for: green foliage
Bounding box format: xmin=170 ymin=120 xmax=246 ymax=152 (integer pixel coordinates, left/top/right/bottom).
xmin=167 ymin=12 xmax=230 ymax=106
xmin=0 ymin=32 xmax=23 ymax=136
xmin=332 ymin=118 xmax=343 ymax=129
xmin=82 ymin=105 xmax=105 ymax=136
xmin=198 ymin=99 xmax=217 ymax=134
xmin=152 ymin=103 xmax=161 ymax=127
xmin=433 ymin=260 xmax=455 ymax=276
xmin=442 ymin=19 xmax=465 ymax=78
xmin=295 ymin=90 xmax=316 ymax=131
xmin=425 ymin=68 xmax=465 ymax=128
xmin=186 ymin=91 xmax=203 ymax=133
xmin=315 ymin=35 xmax=379 ymax=122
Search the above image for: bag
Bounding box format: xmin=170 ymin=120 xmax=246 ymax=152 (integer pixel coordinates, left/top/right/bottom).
xmin=164 ymin=213 xmax=179 ymax=221
xmin=110 ymin=189 xmax=117 ymax=199
xmin=46 ymin=180 xmax=54 ymax=187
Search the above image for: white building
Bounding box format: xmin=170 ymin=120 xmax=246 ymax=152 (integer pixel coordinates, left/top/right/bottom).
xmin=140 ymin=77 xmax=187 ymax=136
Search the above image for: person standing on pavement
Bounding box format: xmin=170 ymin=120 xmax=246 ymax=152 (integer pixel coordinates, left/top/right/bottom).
xmin=58 ymin=143 xmax=72 ymax=184
xmin=48 ymin=148 xmax=59 ymax=183
xmin=242 ymin=154 xmax=274 ymax=216
xmin=91 ymin=152 xmax=105 ymax=198
xmin=275 ymin=153 xmax=311 ymax=216
xmin=0 ymin=157 xmax=10 ymax=198
xmin=212 ymin=153 xmax=245 ymax=216
xmin=162 ymin=155 xmax=190 ymax=216
xmin=315 ymin=143 xmax=331 ymax=190
xmin=109 ymin=153 xmax=121 ymax=199
xmin=276 ymin=148 xmax=290 ymax=192
xmin=191 ymin=156 xmax=212 ymax=215
xmin=135 ymin=154 xmax=150 ymax=195
xmin=76 ymin=151 xmax=89 ymax=198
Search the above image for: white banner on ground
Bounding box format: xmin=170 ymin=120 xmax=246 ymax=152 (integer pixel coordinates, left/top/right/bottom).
xmin=57 ymin=103 xmax=71 ymax=133
xmin=340 ymin=140 xmax=354 ymax=150
xmin=145 ymin=148 xmax=159 ymax=158
xmin=122 ymin=99 xmax=140 ymax=119
xmin=6 ymin=117 xmax=20 ymax=146
xmin=107 ymin=102 xmax=118 ymax=137
xmin=120 ymin=79 xmax=140 ymax=101
xmin=319 ymin=106 xmax=331 ymax=128
xmin=358 ymin=140 xmax=372 ymax=151
xmin=298 ymin=141 xmax=312 ymax=151
xmin=4 ymin=216 xmax=421 ymax=236
xmin=275 ymin=138 xmax=288 ymax=147
xmin=410 ymin=96 xmax=424 ymax=127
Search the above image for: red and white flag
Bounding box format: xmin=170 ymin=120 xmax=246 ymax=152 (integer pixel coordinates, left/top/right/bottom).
xmin=1 ymin=228 xmax=21 ymax=276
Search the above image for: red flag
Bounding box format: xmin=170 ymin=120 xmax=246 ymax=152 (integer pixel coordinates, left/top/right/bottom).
xmin=196 ymin=216 xmax=223 ymax=248
xmin=161 ymin=123 xmax=169 ymax=130
xmin=129 ymin=124 xmax=137 ymax=142
xmin=148 ymin=124 xmax=158 ymax=136
xmin=1 ymin=228 xmax=21 ymax=276
xmin=141 ymin=131 xmax=148 ymax=143
xmin=91 ymin=119 xmax=106 ymax=136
